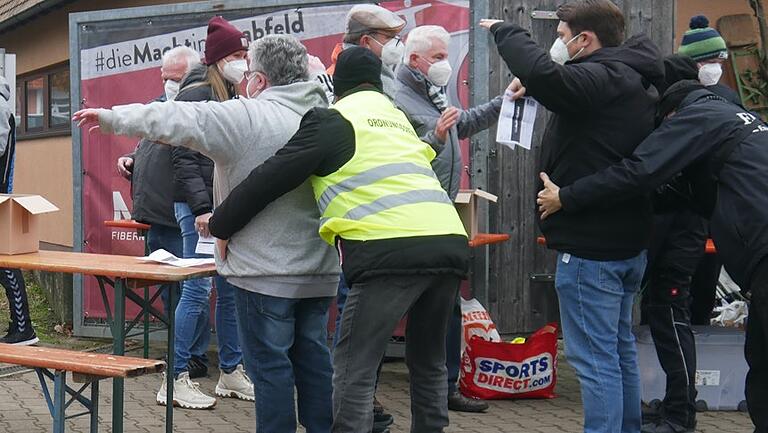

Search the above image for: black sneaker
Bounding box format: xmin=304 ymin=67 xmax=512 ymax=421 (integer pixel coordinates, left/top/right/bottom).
xmin=373 ymin=397 xmax=394 ymax=432
xmin=0 ymin=322 xmax=38 ymax=346
xmin=642 ymin=400 xmax=664 ymax=425
xmin=448 ymin=391 xmax=489 ymax=413
xmin=188 ymin=356 xmax=209 ymax=379
xmin=641 ymin=419 xmax=696 ymax=433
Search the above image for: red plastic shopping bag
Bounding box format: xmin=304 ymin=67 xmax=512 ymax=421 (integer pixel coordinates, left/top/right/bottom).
xmin=460 ymin=323 xmax=558 ymax=400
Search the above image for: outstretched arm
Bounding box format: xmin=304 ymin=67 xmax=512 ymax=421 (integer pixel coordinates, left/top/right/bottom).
xmin=73 ymin=98 xmax=257 ymax=163
xmin=537 ymin=104 xmax=721 ymax=218
xmin=208 ymin=108 xmax=354 ymax=240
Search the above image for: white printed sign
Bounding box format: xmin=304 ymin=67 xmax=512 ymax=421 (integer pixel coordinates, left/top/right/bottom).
xmin=496 ymin=96 xmax=538 ymax=150
xmin=696 ymin=370 xmax=721 ymax=386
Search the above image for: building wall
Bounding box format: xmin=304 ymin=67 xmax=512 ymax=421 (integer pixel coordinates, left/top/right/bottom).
xmin=0 ymin=0 xmax=197 ymax=247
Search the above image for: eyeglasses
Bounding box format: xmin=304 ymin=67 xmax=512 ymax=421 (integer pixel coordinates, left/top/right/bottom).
xmin=371 ymin=32 xmax=403 ymax=46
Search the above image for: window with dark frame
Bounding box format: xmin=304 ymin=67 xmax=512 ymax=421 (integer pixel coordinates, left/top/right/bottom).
xmin=15 ymin=63 xmax=70 ymax=139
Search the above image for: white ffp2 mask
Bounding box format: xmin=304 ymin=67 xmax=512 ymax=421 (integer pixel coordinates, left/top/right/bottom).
xmin=698 ymin=63 xmax=723 ymax=86
xmin=221 ymin=59 xmax=248 ymax=85
xmin=426 ymin=59 xmax=453 ymax=87
xmin=373 ymin=37 xmax=405 ymax=67
xmin=164 ymin=80 xmax=180 ymax=100
xmin=550 ymin=33 xmax=584 ymax=65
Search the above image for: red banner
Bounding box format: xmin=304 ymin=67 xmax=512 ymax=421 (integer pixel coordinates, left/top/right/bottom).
xmin=78 ymin=1 xmax=471 ymax=322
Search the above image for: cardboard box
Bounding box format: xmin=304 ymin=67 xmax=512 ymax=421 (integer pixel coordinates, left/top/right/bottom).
xmin=454 ymin=189 xmax=498 ymax=239
xmin=0 ymin=194 xmax=59 ymax=254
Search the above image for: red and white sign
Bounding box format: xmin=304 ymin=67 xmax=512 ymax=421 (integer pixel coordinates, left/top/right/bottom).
xmin=78 ymin=1 xmax=471 ymax=321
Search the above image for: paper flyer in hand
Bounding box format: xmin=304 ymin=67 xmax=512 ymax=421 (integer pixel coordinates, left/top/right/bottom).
xmin=195 ymin=235 xmax=216 ymax=256
xmin=496 ymin=96 xmax=539 ymax=150
xmin=137 ymin=249 xmax=215 ymax=268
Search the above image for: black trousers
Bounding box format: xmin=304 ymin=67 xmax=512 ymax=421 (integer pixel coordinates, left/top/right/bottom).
xmin=747 ymin=262 xmax=768 ymax=433
xmin=643 ymin=211 xmax=708 ymax=428
xmin=0 ymin=269 xmax=31 ymax=333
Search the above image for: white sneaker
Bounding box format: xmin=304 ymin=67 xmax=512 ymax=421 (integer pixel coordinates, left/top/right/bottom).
xmin=156 ymin=372 xmax=217 ymax=409
xmin=215 ymin=365 xmax=255 ymax=401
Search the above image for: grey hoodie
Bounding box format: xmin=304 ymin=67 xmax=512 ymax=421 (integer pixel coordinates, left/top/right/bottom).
xmin=0 ymin=77 xmax=11 ymax=155
xmin=99 ymin=81 xmax=340 ymax=299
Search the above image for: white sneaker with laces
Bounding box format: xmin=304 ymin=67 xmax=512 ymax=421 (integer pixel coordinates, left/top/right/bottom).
xmin=215 ymin=365 xmax=255 ymax=401
xmin=156 ymin=372 xmax=217 ymax=409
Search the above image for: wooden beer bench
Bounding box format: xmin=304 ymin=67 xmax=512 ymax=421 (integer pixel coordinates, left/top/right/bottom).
xmin=0 ymin=343 xmax=164 ymax=433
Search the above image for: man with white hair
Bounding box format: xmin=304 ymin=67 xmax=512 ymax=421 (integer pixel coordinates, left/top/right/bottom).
xmin=394 ymin=24 xmax=513 ymax=413
xmin=75 ymin=35 xmax=339 ymax=432
xmin=115 ymin=45 xmax=200 ymax=321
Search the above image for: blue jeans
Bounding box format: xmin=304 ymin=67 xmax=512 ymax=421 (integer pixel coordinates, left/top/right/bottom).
xmin=173 ymin=202 xmax=242 ymax=376
xmin=555 ymin=251 xmax=647 ymax=433
xmin=145 ymin=223 xmax=183 ymax=319
xmin=235 ymin=287 xmax=333 ymax=433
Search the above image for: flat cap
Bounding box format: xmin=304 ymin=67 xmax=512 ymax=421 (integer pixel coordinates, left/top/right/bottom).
xmin=345 ymin=4 xmax=406 ymax=35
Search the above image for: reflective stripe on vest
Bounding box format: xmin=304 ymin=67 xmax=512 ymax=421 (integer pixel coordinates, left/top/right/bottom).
xmin=317 ymin=162 xmax=439 ymax=214
xmin=310 ymin=90 xmax=467 ymax=245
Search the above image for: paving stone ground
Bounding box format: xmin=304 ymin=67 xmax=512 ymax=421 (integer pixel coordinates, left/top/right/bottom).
xmin=0 ymin=346 xmax=754 ymax=433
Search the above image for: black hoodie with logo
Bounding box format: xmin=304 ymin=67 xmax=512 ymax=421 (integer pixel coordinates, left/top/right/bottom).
xmin=490 ymin=22 xmax=666 ymax=260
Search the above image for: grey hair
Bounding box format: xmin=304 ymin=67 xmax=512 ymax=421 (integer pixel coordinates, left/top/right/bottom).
xmin=404 ymin=25 xmax=450 ymax=59
xmin=249 ymin=35 xmax=309 ymax=86
xmin=162 ymin=46 xmax=201 ymax=69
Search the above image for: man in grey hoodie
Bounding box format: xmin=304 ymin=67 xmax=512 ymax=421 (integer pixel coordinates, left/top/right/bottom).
xmin=0 ymin=76 xmax=38 ymax=346
xmin=74 ymin=35 xmax=340 ymax=433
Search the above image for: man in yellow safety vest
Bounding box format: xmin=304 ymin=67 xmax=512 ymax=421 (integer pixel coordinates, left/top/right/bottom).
xmin=208 ymin=47 xmax=470 ymax=433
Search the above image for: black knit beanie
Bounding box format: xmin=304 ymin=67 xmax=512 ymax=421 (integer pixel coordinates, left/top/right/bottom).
xmin=656 ymin=79 xmax=705 ymax=125
xmin=662 ymin=54 xmax=699 ymax=94
xmin=333 ymin=46 xmax=383 ymax=98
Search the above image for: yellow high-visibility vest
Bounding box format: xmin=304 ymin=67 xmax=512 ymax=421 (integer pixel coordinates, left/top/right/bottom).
xmin=310 ymin=90 xmax=467 ymax=245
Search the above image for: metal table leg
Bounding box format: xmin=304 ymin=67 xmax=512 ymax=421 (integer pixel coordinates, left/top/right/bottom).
xmin=165 ymin=282 xmax=176 ymax=433
xmin=53 ymin=370 xmax=66 ymax=433
xmin=112 ymin=278 xmax=126 ymax=433
xmin=143 ymin=287 xmax=150 ymax=359
xmin=90 ymin=379 xmax=99 ymax=433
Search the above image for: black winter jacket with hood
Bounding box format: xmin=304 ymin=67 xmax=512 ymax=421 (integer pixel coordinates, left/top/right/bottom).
xmin=490 ymin=22 xmax=666 ymax=260
xmin=126 ymin=94 xmax=179 ymax=228
xmin=172 ymin=64 xmax=217 ymax=216
xmin=559 ymin=89 xmax=768 ymax=289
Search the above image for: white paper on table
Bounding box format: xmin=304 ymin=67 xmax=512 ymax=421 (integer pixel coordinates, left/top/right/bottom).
xmin=195 ymin=235 xmax=216 ymax=256
xmin=137 ymin=249 xmax=215 ymax=268
xmin=496 ymin=96 xmax=539 ymax=150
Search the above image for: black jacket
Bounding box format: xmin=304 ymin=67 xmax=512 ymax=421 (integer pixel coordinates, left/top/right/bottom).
xmin=209 ymin=88 xmax=469 ymax=284
xmin=559 ymin=89 xmax=768 ymax=288
xmin=491 ymin=22 xmax=665 ymax=260
xmin=172 ymin=65 xmax=216 ymax=216
xmin=127 ymin=95 xmax=178 ymax=228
